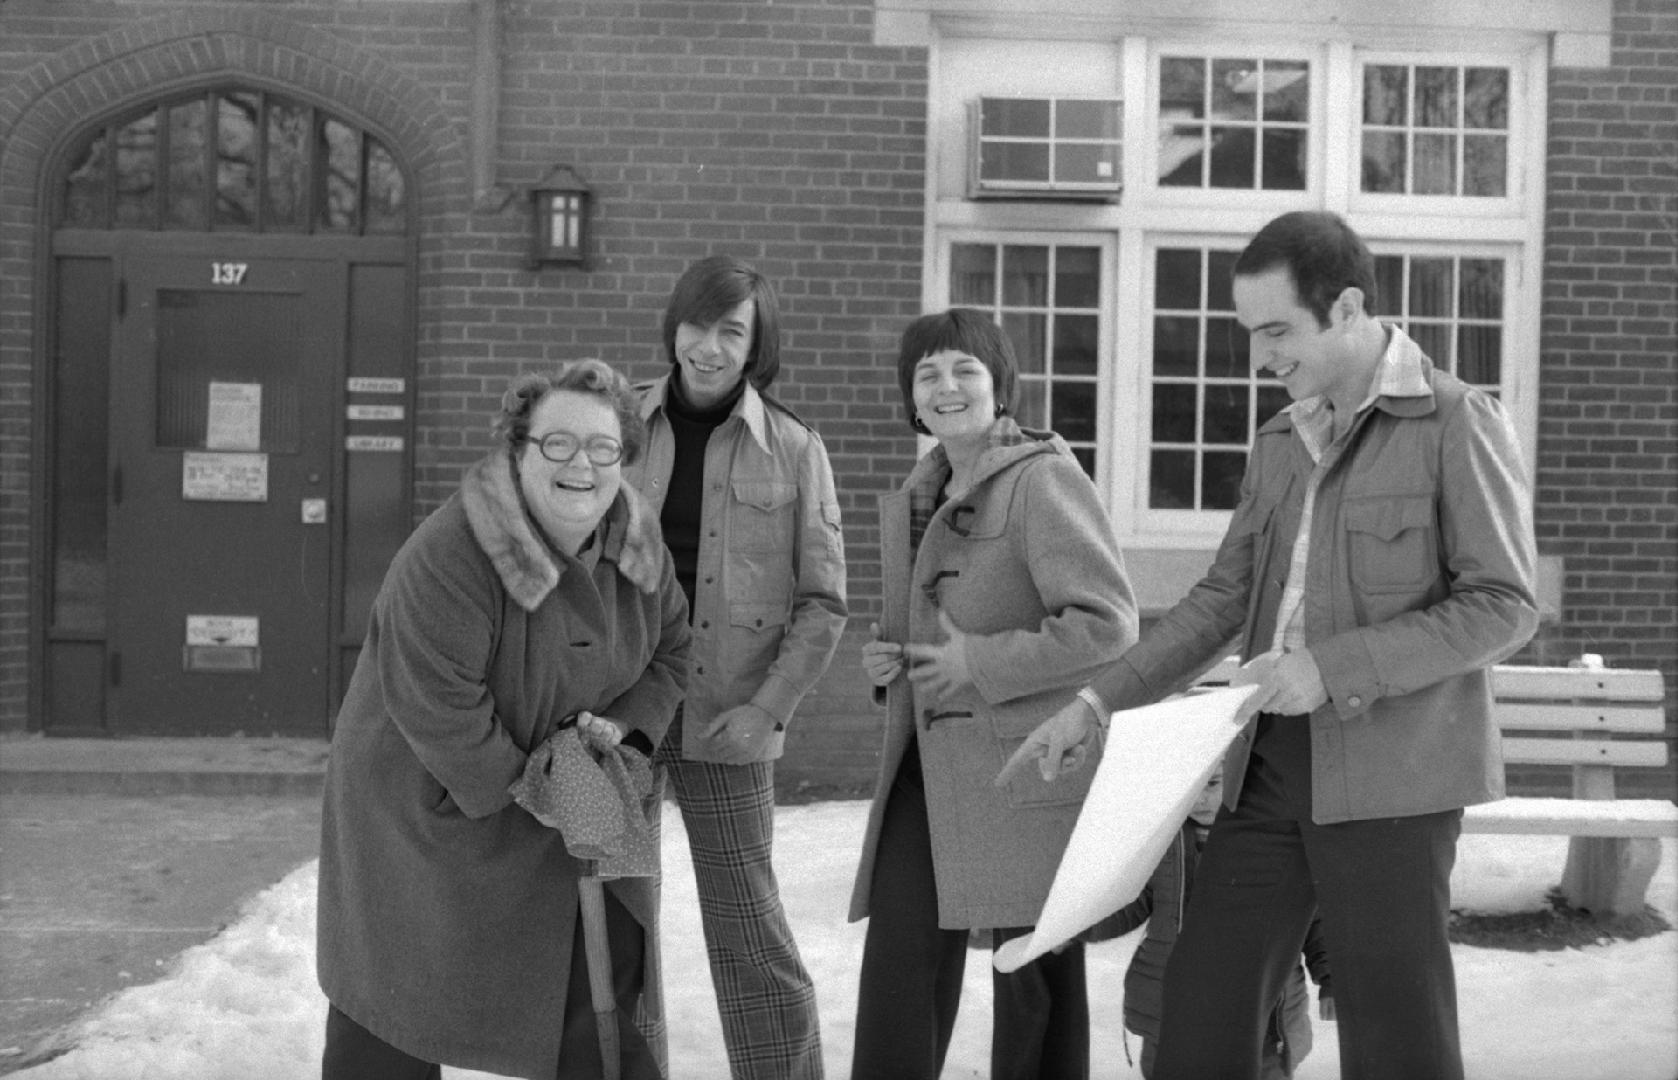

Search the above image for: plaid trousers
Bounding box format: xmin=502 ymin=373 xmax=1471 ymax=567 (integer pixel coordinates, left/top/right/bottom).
xmin=658 ymin=728 xmax=824 ymax=1080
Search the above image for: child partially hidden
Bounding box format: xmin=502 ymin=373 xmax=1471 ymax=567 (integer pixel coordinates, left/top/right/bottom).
xmin=1083 ymin=769 xmax=1334 ymax=1079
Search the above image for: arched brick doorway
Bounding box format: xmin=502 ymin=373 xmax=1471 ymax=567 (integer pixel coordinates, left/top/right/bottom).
xmin=1 ymin=12 xmax=460 ymax=734
xmin=43 ymin=85 xmax=414 ymax=735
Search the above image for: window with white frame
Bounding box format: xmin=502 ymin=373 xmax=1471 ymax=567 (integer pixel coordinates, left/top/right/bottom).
xmin=929 ymin=32 xmax=1541 ymax=548
xmin=1371 ymin=251 xmax=1508 ymax=395
xmin=947 ymin=240 xmax=1105 ymax=477
xmin=1360 ymin=63 xmax=1511 ymax=197
xmin=1140 ymin=244 xmax=1512 ymax=512
xmin=1147 ymin=245 xmax=1291 ymax=510
xmin=1157 ymin=55 xmax=1311 ymax=191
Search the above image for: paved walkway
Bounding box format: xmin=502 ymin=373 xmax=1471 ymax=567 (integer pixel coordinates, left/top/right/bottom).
xmin=0 ymin=734 xmax=327 ymax=1074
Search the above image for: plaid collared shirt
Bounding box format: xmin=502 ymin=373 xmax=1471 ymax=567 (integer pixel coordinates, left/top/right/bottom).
xmin=1268 ymin=327 xmax=1432 ymax=653
xmin=906 ymin=418 xmax=1034 ymax=553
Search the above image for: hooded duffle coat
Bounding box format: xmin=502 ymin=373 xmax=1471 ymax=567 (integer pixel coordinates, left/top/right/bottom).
xmin=848 ymin=423 xmax=1138 ymax=930
xmin=316 ymin=451 xmax=691 ymax=1080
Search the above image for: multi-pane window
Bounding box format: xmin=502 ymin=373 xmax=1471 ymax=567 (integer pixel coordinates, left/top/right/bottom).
xmin=1373 ymin=254 xmax=1506 ymax=393
xmin=1360 ymin=64 xmax=1510 ymax=197
xmin=1158 ymin=56 xmax=1309 ymax=190
xmin=931 ymin=35 xmax=1537 ymax=542
xmin=949 ymin=242 xmax=1103 ymax=477
xmin=1149 ymin=246 xmax=1291 ymax=510
xmin=59 ymin=87 xmax=407 ymax=234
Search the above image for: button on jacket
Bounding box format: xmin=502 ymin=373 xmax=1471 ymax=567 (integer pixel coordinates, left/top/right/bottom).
xmin=1088 ymin=328 xmax=1538 ymax=824
xmin=625 ymin=375 xmax=848 ymax=763
xmin=849 ymin=426 xmax=1138 ymax=929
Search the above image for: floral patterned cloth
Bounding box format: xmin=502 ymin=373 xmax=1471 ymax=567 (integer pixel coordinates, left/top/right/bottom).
xmin=511 ymin=727 xmax=660 ymax=879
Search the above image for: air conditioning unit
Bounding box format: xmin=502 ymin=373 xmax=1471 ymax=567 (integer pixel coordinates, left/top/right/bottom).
xmin=968 ymin=96 xmax=1122 ymax=201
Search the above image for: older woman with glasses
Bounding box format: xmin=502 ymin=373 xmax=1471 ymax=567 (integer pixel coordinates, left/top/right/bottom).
xmin=316 ymin=359 xmax=691 ymax=1080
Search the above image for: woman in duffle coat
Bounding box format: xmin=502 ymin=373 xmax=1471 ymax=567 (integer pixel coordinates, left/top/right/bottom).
xmin=850 ymin=308 xmax=1138 ymax=1080
xmin=316 ymin=360 xmax=690 ymax=1080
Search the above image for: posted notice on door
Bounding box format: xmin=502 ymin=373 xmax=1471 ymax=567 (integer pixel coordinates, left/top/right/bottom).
xmin=206 ymin=381 xmax=262 ymax=451
xmin=182 ymin=451 xmax=268 ymax=501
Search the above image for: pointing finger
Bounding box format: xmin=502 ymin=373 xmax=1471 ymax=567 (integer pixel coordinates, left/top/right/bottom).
xmin=996 ymin=736 xmax=1045 ymax=787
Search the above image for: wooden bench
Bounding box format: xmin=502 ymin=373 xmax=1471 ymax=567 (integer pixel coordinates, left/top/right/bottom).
xmin=1462 ymin=661 xmax=1676 ymax=918
xmin=1197 ymin=656 xmax=1677 ymax=917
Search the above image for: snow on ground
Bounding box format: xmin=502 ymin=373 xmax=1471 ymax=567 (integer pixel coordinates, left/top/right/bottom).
xmin=14 ymin=802 xmax=1677 ymax=1080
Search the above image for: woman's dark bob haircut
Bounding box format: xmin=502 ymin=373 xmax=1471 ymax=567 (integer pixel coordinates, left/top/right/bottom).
xmin=894 ymin=308 xmax=1021 ymax=434
xmin=661 ymin=254 xmax=782 ymax=390
xmin=492 ymin=358 xmax=647 ymax=466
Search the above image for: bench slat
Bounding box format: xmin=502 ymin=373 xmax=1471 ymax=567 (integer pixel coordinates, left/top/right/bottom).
xmin=1492 ymin=702 xmax=1666 ymax=734
xmin=1490 ymin=665 xmax=1665 ymax=702
xmin=1499 ymin=737 xmax=1669 ymax=768
xmin=1463 ymin=797 xmax=1678 ymax=838
xmin=1198 ymin=660 xmax=1666 ymax=702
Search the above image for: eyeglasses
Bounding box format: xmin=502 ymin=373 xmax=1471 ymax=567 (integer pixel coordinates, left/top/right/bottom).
xmin=526 ymin=431 xmax=624 ymax=466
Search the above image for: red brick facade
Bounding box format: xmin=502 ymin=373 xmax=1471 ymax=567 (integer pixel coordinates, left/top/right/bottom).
xmin=1534 ymin=0 xmax=1677 ymax=676
xmin=1520 ymin=0 xmax=1675 ymax=795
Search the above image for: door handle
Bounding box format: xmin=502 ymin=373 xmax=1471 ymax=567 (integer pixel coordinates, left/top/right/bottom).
xmin=301 ymin=498 xmax=327 ymax=524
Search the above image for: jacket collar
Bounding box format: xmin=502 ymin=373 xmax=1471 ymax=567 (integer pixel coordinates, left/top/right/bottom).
xmin=459 ymin=450 xmax=629 ymax=612
xmin=638 ymin=373 xmax=771 ymax=453
xmin=902 ymin=416 xmax=1067 ymax=494
xmin=1259 ymin=324 xmax=1438 ymax=438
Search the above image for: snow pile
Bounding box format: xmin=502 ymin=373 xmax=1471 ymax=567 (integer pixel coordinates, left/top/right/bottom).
xmin=15 ymin=804 xmax=1676 ymax=1080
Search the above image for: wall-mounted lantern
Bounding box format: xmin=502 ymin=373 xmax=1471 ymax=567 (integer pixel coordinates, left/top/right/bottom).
xmin=528 ymin=165 xmax=592 ymax=269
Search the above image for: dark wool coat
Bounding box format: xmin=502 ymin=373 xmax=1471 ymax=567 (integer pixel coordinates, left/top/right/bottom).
xmin=316 ymin=452 xmax=691 ymax=1080
xmin=849 ymin=424 xmax=1138 ymax=930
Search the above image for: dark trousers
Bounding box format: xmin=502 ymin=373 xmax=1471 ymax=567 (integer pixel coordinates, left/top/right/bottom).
xmin=850 ymin=748 xmax=1090 ymax=1080
xmin=323 ymin=888 xmax=658 ymax=1080
xmin=1153 ymin=714 xmax=1464 ymax=1080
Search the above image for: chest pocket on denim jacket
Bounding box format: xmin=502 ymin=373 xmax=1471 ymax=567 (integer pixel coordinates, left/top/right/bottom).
xmin=1343 ymin=495 xmax=1438 ymax=594
xmin=731 ymin=479 xmax=797 ymax=552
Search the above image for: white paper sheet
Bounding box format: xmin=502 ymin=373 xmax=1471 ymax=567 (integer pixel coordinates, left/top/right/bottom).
xmin=993 ymin=685 xmax=1259 ymax=973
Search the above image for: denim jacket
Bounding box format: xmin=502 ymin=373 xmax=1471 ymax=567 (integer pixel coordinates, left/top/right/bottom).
xmin=624 ymin=376 xmax=847 ymax=763
xmin=1089 ymin=328 xmax=1538 ymax=823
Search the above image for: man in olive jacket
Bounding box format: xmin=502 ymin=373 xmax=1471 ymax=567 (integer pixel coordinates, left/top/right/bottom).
xmin=1005 ymin=211 xmax=1537 ymax=1080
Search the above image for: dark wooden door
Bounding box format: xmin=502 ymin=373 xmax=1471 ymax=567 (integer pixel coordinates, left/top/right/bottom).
xmin=106 ymin=253 xmax=343 ymax=734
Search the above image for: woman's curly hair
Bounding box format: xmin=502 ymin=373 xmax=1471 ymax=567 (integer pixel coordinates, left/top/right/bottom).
xmin=491 ymin=359 xmax=646 ymax=465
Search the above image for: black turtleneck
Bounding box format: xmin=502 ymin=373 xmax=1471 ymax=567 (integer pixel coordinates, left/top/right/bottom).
xmin=661 ymin=376 xmax=745 ymax=616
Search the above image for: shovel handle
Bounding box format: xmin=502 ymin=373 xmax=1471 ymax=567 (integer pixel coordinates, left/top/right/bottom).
xmin=578 ymin=872 xmax=622 ymax=1080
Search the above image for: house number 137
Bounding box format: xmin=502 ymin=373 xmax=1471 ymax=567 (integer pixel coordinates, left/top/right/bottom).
xmin=212 ymin=262 xmax=249 ymax=285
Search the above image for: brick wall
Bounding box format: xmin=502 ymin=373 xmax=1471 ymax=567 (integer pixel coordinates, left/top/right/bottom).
xmin=0 ymin=1 xmax=926 ymax=759
xmin=422 ymin=1 xmax=931 ymax=791
xmin=1524 ymin=0 xmax=1677 ymax=798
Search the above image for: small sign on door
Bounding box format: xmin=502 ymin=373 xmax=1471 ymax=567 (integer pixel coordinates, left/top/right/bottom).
xmin=186 ymin=615 xmax=259 ymax=647
xmin=182 ymin=452 xmax=268 ymax=501
xmin=347 ymin=404 xmax=405 ymax=421
xmin=205 ymin=382 xmax=262 ymax=451
xmin=348 ymin=377 xmax=406 ymax=393
xmin=346 ymin=435 xmax=404 ymax=452
xmin=183 ymin=615 xmax=261 ymax=673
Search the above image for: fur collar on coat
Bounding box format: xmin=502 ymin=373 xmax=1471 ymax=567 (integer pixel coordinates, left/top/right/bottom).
xmin=458 ymin=450 xmax=662 ymax=612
